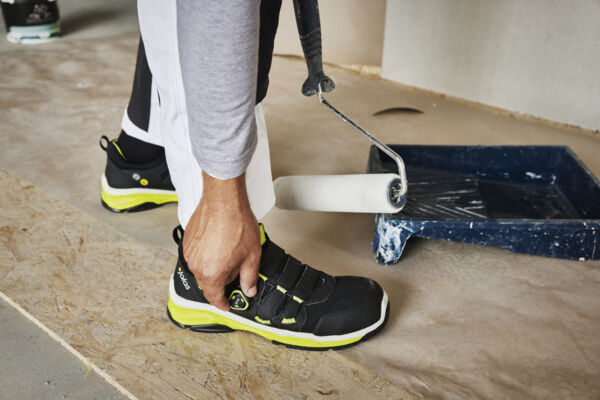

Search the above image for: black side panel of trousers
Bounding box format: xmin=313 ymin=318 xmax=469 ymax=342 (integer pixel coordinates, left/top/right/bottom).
xmin=127 ymin=0 xmax=282 ymax=132
xmin=126 ymin=38 xmax=153 ymax=132
xmin=256 ymin=0 xmax=283 ymax=104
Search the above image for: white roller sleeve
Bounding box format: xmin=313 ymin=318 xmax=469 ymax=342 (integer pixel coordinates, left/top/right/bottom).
xmin=274 ymin=174 xmax=402 ymax=213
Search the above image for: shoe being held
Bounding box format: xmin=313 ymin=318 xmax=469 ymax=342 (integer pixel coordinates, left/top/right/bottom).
xmin=168 ymin=224 xmax=390 ymax=350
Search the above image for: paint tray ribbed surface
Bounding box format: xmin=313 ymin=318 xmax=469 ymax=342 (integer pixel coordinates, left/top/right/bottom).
xmin=368 ymin=145 xmax=600 ymax=264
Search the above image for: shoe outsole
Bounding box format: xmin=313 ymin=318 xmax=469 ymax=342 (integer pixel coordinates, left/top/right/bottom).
xmin=101 ymin=199 xmax=172 ymax=213
xmin=166 ymin=302 xmax=390 ymax=351
xmin=100 ymin=174 xmax=177 ymax=213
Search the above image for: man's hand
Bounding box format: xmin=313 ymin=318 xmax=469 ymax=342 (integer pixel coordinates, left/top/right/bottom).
xmin=183 ymin=171 xmax=261 ymax=311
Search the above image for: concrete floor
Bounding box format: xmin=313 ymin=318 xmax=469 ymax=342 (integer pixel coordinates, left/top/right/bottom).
xmin=1 ymin=1 xmax=600 ymax=399
xmin=0 ymin=299 xmax=126 ymax=400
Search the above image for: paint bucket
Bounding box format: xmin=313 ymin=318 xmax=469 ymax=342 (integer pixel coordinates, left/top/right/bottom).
xmin=1 ymin=0 xmax=60 ymax=44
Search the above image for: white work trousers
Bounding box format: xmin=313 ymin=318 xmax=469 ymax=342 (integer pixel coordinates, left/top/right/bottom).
xmin=121 ymin=1 xmax=275 ymax=229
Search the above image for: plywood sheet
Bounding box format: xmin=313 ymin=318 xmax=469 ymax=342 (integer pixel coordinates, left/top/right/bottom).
xmin=0 ymin=169 xmax=416 ymax=400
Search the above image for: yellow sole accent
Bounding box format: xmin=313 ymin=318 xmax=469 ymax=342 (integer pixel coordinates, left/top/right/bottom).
xmin=167 ymin=298 xmax=363 ymax=349
xmin=101 ymin=187 xmax=178 ymax=211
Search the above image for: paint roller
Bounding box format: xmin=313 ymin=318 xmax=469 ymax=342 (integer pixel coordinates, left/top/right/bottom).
xmin=276 ymin=0 xmax=407 ymax=213
xmin=274 ymin=86 xmax=408 ymax=213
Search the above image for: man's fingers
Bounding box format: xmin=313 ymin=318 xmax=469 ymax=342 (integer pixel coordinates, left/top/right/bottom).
xmin=239 ymin=254 xmax=259 ymax=298
xmin=202 ymin=280 xmax=230 ymax=311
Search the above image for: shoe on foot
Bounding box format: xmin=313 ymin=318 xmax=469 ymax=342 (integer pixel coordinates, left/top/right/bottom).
xmin=167 ymin=224 xmax=390 ymax=350
xmin=99 ymin=136 xmax=177 ymax=213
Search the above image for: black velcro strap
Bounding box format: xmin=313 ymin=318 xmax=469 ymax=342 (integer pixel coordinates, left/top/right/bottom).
xmin=277 ymin=256 xmax=304 ymax=291
xmin=282 ymin=298 xmax=302 ymax=319
xmin=257 ymin=288 xmax=285 ymax=320
xmin=290 ymin=266 xmax=320 ymax=301
xmin=259 ymin=241 xmax=287 ymax=278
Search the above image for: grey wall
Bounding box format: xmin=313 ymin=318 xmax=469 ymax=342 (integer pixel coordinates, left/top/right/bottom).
xmin=382 ymin=0 xmax=600 ymax=131
xmin=274 ymin=0 xmax=386 ymax=66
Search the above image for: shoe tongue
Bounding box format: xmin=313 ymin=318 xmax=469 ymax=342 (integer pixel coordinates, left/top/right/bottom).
xmin=259 ymin=224 xmax=267 ymax=246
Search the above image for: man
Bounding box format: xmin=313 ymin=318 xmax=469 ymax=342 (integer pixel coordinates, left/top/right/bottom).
xmin=99 ymin=0 xmax=389 ymax=349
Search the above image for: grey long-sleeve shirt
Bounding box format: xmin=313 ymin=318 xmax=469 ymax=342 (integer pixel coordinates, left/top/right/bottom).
xmin=177 ymin=0 xmax=260 ymax=180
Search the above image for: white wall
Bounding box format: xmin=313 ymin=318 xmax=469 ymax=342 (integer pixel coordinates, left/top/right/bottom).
xmin=382 ymin=0 xmax=600 ymax=131
xmin=274 ymin=0 xmax=386 ymax=66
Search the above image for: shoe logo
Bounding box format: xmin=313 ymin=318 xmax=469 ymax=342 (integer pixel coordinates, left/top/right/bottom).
xmin=132 ymin=173 xmax=140 ymax=181
xmin=228 ymin=290 xmax=249 ymax=311
xmin=177 ymin=268 xmax=190 ymax=290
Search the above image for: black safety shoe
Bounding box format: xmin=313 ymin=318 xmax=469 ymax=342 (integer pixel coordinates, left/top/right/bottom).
xmin=99 ymin=136 xmax=177 ymax=213
xmin=167 ymin=224 xmax=390 ymax=350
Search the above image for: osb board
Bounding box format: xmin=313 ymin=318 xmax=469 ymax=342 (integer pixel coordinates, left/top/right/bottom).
xmin=0 ymin=169 xmax=417 ymax=400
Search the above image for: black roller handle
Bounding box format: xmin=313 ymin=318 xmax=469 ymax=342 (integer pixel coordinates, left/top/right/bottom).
xmin=293 ymin=0 xmax=335 ymax=96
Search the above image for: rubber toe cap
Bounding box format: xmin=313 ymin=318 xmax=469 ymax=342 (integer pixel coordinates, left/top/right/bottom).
xmin=311 ymin=277 xmax=386 ymax=336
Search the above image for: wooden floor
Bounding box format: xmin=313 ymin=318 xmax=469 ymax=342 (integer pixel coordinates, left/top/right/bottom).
xmin=0 ymin=169 xmax=416 ymax=400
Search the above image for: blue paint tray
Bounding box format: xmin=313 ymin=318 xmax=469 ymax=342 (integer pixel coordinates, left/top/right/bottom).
xmin=368 ymin=145 xmax=600 ymax=264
